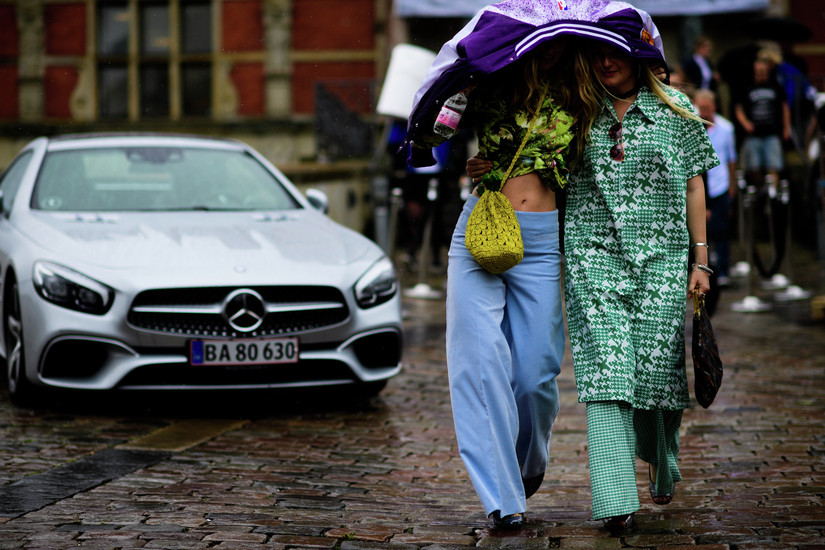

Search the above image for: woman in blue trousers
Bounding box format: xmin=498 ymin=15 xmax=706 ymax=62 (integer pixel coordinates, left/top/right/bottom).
xmin=446 ymin=198 xmax=564 ymax=528
xmin=410 ymin=37 xmax=597 ymax=528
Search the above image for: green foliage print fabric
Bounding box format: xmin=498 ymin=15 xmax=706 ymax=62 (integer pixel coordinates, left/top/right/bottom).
xmin=563 ymin=86 xmax=719 ymax=410
xmin=470 ymin=86 xmax=575 ymax=193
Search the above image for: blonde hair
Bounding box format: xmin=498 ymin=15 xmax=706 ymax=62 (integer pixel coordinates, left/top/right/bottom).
xmin=505 ymin=42 xmax=601 ymax=166
xmin=568 ymin=49 xmax=603 ymax=161
xmin=518 ymin=55 xmax=548 ymax=117
xmin=641 ymin=65 xmax=707 ymax=123
xmin=756 ymin=47 xmax=782 ymax=65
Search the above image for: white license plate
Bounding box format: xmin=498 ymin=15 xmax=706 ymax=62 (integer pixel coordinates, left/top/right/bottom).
xmin=190 ymin=337 xmax=299 ymax=366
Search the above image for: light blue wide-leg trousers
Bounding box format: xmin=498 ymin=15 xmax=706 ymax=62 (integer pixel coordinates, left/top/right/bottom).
xmin=446 ymin=194 xmax=564 ymax=518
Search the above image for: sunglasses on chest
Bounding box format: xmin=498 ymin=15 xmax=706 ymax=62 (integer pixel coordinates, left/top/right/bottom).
xmin=608 ymin=122 xmax=624 ymax=162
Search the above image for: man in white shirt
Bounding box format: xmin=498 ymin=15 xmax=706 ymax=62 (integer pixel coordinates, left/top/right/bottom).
xmin=695 ymin=89 xmax=737 ymax=285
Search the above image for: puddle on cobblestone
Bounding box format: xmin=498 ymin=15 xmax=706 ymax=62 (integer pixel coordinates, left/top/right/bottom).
xmin=117 ymin=419 xmax=247 ymax=451
xmin=0 ymin=448 xmax=170 ymax=518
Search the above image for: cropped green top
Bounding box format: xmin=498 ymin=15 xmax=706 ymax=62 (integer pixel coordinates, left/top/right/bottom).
xmin=469 ymin=85 xmax=575 ymax=194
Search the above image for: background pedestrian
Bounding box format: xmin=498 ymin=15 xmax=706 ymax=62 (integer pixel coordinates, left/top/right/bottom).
xmin=682 ymin=36 xmax=720 ymax=96
xmin=694 ymin=89 xmax=738 ymax=286
xmin=734 ymin=55 xmax=791 ymax=196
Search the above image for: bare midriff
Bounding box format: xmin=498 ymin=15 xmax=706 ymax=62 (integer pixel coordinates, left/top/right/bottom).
xmin=472 ymin=173 xmax=556 ymax=212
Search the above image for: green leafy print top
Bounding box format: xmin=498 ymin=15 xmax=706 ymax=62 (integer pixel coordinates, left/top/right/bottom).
xmin=470 ymin=86 xmax=575 ymax=194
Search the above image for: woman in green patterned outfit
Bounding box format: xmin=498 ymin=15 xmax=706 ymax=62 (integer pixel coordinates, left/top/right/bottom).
xmin=562 ymin=37 xmax=719 ymax=531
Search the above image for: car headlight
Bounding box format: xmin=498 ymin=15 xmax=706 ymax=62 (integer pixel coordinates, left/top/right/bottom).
xmin=33 ymin=261 xmax=114 ymax=315
xmin=354 ymin=257 xmax=397 ymax=308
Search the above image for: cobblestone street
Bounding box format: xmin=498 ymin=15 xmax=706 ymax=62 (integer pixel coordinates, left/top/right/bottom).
xmin=0 ymin=249 xmax=823 ymax=549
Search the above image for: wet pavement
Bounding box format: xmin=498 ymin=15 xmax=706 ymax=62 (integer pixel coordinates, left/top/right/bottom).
xmin=0 ymin=247 xmax=824 ymax=549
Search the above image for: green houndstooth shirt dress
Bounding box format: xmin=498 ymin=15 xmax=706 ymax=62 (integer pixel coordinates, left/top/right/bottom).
xmin=564 ymin=86 xmax=719 ymax=410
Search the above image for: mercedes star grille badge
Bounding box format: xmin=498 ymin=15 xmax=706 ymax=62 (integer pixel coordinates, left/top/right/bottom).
xmin=223 ymin=289 xmax=266 ymax=332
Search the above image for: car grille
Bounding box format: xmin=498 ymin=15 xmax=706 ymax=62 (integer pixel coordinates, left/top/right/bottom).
xmin=127 ymin=286 xmax=350 ymax=337
xmin=115 ymin=360 xmax=358 ymax=388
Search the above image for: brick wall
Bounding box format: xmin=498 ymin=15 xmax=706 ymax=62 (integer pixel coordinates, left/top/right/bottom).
xmin=291 ymin=0 xmax=377 ymax=114
xmin=223 ymin=0 xmax=266 ymax=116
xmin=292 ymin=0 xmax=375 ymax=51
xmin=43 ymin=4 xmax=85 ymax=119
xmin=45 ymin=4 xmax=85 ymax=55
xmin=230 ymin=63 xmax=265 ymax=116
xmin=0 ymin=4 xmax=19 ymax=119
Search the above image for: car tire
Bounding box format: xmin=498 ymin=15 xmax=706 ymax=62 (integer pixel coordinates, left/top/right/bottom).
xmin=4 ymin=276 xmax=36 ymax=406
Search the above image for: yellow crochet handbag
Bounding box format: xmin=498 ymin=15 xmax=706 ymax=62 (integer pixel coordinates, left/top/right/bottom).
xmin=464 ymin=87 xmax=546 ymax=274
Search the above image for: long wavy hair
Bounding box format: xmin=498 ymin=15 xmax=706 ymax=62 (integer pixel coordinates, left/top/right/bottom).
xmin=504 ymin=38 xmax=601 ymax=167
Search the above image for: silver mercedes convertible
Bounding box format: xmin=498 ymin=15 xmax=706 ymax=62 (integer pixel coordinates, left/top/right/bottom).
xmin=0 ymin=133 xmax=402 ymax=405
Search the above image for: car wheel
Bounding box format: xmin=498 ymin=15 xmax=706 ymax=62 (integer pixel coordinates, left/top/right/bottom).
xmin=4 ymin=277 xmax=36 ymax=405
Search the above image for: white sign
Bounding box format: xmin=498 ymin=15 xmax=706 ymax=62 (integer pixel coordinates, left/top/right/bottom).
xmin=376 ymin=43 xmax=437 ymax=119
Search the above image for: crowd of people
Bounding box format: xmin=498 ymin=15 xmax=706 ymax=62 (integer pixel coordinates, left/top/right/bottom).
xmin=674 ymin=38 xmax=818 ymax=282
xmin=395 ymin=0 xmax=820 ymax=536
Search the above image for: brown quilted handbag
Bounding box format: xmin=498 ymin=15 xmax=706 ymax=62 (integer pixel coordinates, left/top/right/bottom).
xmin=692 ymin=294 xmax=723 ymax=408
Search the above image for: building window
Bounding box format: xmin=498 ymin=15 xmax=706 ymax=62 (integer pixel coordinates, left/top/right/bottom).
xmin=97 ymin=0 xmax=212 ymax=120
xmin=182 ymin=2 xmax=211 ymax=53
xmin=99 ymin=64 xmax=129 ymax=119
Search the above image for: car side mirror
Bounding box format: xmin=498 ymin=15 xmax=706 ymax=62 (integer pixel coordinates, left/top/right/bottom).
xmin=305 ymin=188 xmax=329 ymax=214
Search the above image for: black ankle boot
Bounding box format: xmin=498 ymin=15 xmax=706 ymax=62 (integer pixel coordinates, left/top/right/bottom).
xmin=489 ymin=511 xmax=524 ymax=530
xmin=603 ymin=513 xmax=633 ymax=534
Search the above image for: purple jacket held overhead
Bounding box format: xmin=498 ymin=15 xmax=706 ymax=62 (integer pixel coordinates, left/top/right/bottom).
xmin=403 ymin=0 xmax=667 ymax=167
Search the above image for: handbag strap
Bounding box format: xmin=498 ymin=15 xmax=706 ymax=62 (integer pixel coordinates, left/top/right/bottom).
xmin=501 ymin=84 xmax=549 ymax=184
xmin=693 ymin=293 xmax=703 ymax=317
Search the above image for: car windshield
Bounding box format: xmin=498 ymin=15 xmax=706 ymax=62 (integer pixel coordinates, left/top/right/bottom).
xmin=32 ymin=146 xmax=301 ymax=212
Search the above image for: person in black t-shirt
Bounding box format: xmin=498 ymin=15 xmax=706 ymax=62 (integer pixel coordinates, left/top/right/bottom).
xmin=734 ymin=57 xmax=791 ymax=194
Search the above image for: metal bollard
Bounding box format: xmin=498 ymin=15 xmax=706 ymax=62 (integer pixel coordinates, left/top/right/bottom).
xmin=732 ymin=185 xmax=771 ymax=312
xmin=759 ymin=174 xmax=790 ymax=290
xmin=779 ymin=178 xmax=793 ymax=283
xmin=404 ymin=178 xmax=444 ymax=299
xmin=416 ymin=179 xmax=438 ymax=286
xmin=732 ymin=170 xmax=750 ymax=278
xmin=775 ymin=178 xmax=812 ymax=301
xmin=387 ymin=187 xmax=403 ymax=261
xmin=371 ymin=175 xmax=390 ymax=253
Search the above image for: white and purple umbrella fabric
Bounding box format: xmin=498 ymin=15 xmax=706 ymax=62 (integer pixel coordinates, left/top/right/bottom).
xmin=404 ymin=0 xmax=666 ymax=167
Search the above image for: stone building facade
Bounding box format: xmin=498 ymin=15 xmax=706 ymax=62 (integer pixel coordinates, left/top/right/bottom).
xmin=0 ymin=0 xmax=390 ymax=232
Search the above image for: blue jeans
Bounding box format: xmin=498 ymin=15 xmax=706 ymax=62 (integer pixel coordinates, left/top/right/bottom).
xmin=742 ymin=135 xmax=784 ymax=172
xmin=446 ymin=195 xmax=564 ymax=517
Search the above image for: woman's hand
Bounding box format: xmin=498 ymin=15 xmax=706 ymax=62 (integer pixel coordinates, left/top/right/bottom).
xmin=687 ymin=269 xmax=711 ymax=299
xmin=466 ymin=155 xmax=493 ymax=182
